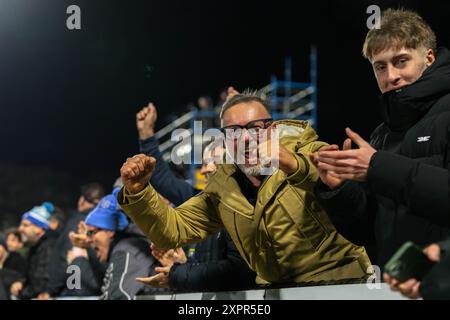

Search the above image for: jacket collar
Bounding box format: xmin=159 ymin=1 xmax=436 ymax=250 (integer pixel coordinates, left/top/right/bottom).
xmin=380 ymin=47 xmax=450 ymax=132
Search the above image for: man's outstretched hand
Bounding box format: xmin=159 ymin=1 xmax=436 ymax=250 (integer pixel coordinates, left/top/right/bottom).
xmin=120 ymin=154 xmax=157 ymax=194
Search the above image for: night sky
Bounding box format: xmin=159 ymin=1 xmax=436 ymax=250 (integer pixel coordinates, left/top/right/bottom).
xmin=0 ymin=0 xmax=449 ymax=218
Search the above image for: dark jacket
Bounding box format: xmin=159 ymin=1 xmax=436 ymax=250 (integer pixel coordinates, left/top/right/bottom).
xmin=316 ymin=47 xmax=450 ymax=267
xmin=421 ymin=238 xmax=450 ymax=299
xmin=366 ymin=152 xmax=450 ymax=227
xmin=3 ymin=251 xmax=27 ymax=277
xmin=169 ymin=231 xmax=257 ymax=292
xmin=97 ymin=224 xmax=157 ymax=300
xmin=0 ymin=251 xmax=27 ymax=299
xmin=366 ymin=154 xmax=450 ymax=299
xmin=47 ymin=208 xmax=102 ymax=297
xmin=18 ymin=233 xmax=56 ymax=300
xmin=66 ymin=247 xmax=106 ymax=297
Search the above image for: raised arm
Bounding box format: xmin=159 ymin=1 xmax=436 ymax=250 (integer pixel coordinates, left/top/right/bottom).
xmin=118 ymin=154 xmax=223 ymax=249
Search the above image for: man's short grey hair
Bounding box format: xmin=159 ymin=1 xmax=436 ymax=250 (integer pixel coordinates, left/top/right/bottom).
xmin=219 ymin=89 xmax=272 ymax=120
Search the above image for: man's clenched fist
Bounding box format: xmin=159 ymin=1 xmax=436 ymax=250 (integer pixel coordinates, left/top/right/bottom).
xmin=120 ymin=154 xmax=156 ymax=194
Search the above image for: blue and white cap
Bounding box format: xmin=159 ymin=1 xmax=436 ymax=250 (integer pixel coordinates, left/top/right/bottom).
xmin=22 ymin=205 xmax=52 ymax=230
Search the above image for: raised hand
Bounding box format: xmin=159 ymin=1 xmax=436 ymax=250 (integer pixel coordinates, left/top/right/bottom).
xmin=136 ymin=103 xmax=158 ymax=140
xmin=315 ymin=128 xmax=376 ymax=182
xmin=257 ymin=124 xmax=298 ymax=175
xmin=120 ymin=154 xmax=156 ymax=194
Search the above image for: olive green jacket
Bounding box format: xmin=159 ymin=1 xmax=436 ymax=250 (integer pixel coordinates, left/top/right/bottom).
xmin=118 ymin=120 xmax=372 ymax=284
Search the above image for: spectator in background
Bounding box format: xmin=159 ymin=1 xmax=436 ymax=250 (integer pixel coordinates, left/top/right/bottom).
xmin=44 ymin=183 xmax=105 ymax=298
xmin=40 ymin=202 xmax=66 ymax=239
xmin=198 ymin=96 xmax=213 ymax=110
xmin=9 ymin=205 xmax=55 ymax=299
xmin=197 ymin=96 xmax=214 ymax=128
xmin=48 ymin=210 xmax=66 ymax=237
xmin=135 ymin=103 xmax=256 ymax=292
xmin=70 ymin=190 xmax=158 ymax=300
xmin=5 ymin=228 xmax=26 ymax=257
xmin=0 ymin=235 xmax=27 ymax=300
xmin=0 ymin=235 xmax=26 ymax=276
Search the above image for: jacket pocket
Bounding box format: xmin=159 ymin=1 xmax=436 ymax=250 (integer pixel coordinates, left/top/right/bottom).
xmin=277 ymin=186 xmax=329 ymax=251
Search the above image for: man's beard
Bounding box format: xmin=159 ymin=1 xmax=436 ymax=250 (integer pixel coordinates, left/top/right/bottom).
xmin=237 ymin=163 xmax=263 ymax=177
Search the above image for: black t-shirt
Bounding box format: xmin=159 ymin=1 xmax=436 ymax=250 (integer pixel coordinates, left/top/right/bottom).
xmin=232 ymin=168 xmax=266 ymax=207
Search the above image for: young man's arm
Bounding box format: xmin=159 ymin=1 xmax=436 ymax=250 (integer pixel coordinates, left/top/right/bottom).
xmin=367 ymin=151 xmax=450 ymax=227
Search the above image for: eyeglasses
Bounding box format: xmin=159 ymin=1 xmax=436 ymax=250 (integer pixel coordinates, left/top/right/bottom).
xmin=221 ymin=118 xmax=273 ymax=139
xmin=85 ymin=228 xmax=101 ymax=237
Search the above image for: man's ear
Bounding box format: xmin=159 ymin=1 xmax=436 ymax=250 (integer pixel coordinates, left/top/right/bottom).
xmin=426 ymin=48 xmax=436 ymax=66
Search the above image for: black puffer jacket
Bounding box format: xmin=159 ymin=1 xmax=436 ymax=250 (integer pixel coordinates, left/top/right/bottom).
xmin=361 ymin=156 xmax=450 ymax=299
xmin=316 ymin=47 xmax=450 ymax=267
xmin=18 ymin=233 xmax=56 ymax=300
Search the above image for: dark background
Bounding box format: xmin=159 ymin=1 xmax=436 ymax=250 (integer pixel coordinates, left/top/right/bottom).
xmin=0 ymin=0 xmax=449 ymax=226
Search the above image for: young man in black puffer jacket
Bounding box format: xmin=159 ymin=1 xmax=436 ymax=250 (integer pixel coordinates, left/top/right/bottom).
xmin=312 ymin=9 xmax=450 ymax=268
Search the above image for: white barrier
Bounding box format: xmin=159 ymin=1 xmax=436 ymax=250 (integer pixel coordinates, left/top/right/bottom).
xmin=134 ymin=283 xmax=408 ymax=300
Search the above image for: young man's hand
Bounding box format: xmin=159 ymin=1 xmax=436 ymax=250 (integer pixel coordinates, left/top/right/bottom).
xmin=136 ymin=103 xmax=157 ymax=140
xmin=120 ymin=154 xmax=156 ymax=194
xmin=383 ymin=243 xmax=441 ymax=299
xmin=310 ymin=144 xmax=345 ymax=189
xmin=315 ymin=128 xmax=376 ymax=182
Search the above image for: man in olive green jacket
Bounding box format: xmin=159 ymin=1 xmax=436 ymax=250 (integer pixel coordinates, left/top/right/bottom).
xmin=118 ymin=91 xmax=372 ymax=285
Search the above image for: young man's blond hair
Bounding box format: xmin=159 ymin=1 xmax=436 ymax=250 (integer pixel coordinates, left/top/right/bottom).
xmin=363 ymin=8 xmax=436 ymax=61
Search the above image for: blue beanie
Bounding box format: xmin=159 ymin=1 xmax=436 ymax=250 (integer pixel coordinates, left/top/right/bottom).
xmin=22 ymin=205 xmax=51 ymax=230
xmin=41 ymin=201 xmax=55 ymax=214
xmin=84 ymin=189 xmax=129 ymax=231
